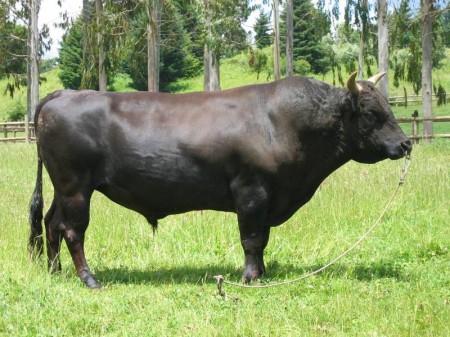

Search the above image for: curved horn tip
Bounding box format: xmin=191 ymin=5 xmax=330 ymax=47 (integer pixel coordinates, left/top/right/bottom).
xmin=347 ymin=71 xmax=362 ymax=94
xmin=367 ymin=72 xmax=386 ymax=85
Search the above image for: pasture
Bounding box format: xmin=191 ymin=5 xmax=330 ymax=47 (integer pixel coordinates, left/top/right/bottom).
xmin=0 ymin=141 xmax=449 ymax=336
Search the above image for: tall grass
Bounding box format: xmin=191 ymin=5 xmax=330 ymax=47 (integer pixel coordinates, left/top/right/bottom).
xmin=0 ymin=141 xmax=448 ymax=336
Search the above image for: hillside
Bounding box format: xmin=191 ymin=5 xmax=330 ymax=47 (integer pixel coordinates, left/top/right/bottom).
xmin=1 ymin=50 xmax=449 ymax=122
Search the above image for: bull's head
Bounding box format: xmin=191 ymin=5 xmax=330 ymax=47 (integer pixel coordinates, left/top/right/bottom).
xmin=345 ymin=72 xmax=412 ymax=164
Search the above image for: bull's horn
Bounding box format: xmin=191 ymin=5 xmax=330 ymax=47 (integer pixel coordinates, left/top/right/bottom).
xmin=367 ymin=72 xmax=386 ymax=86
xmin=347 ymin=72 xmax=362 ymax=94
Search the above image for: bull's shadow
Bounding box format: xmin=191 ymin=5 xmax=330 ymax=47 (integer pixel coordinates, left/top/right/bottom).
xmin=94 ymin=259 xmax=409 ymax=286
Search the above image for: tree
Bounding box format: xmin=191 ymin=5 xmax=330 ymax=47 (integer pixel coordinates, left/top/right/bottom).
xmin=377 ymin=0 xmax=389 ymax=98
xmin=82 ymin=0 xmax=91 ymax=82
xmin=280 ymin=0 xmax=331 ymax=75
xmin=285 ymin=0 xmax=293 ymax=77
xmin=0 ymin=23 xmax=28 ymax=96
xmin=201 ymin=0 xmax=250 ymax=91
xmin=58 ymin=19 xmax=85 ymax=89
xmin=342 ymin=0 xmax=373 ymax=79
xmin=123 ymin=0 xmax=202 ymax=91
xmin=22 ymin=0 xmax=40 ymax=120
xmin=272 ymin=0 xmax=281 ymax=80
xmin=145 ymin=0 xmax=162 ymax=92
xmin=390 ymin=0 xmax=421 ymax=94
xmin=95 ymin=0 xmax=107 ymax=92
xmin=421 ymin=0 xmax=433 ymax=139
xmin=254 ymin=10 xmax=271 ymax=49
xmin=1 ymin=0 xmax=50 ymax=115
xmin=442 ymin=9 xmax=450 ymax=47
xmin=389 ymin=0 xmax=447 ymax=96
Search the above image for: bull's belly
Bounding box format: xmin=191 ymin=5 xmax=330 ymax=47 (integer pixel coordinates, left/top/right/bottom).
xmin=96 ymin=159 xmax=235 ymax=219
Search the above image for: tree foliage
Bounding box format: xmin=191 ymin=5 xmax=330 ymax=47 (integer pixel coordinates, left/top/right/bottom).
xmin=123 ymin=0 xmax=202 ymax=91
xmin=254 ymin=10 xmax=271 ymax=49
xmin=389 ymin=0 xmax=447 ymax=95
xmin=280 ymin=0 xmax=331 ymax=75
xmin=58 ymin=19 xmax=91 ymax=89
xmin=0 ymin=0 xmax=51 ymax=97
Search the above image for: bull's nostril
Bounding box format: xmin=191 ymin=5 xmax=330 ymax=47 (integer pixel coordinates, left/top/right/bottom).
xmin=401 ymin=139 xmax=413 ymax=154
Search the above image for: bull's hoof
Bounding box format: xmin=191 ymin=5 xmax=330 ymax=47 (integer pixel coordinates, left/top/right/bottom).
xmin=80 ymin=270 xmax=102 ymax=289
xmin=242 ymin=269 xmax=263 ymax=284
xmin=48 ymin=260 xmax=62 ymax=274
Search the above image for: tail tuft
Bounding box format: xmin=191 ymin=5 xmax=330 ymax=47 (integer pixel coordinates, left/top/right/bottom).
xmin=29 ymin=157 xmax=44 ymax=259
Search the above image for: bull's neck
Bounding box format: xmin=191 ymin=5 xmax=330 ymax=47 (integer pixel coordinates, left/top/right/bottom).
xmin=283 ymin=80 xmax=351 ymax=170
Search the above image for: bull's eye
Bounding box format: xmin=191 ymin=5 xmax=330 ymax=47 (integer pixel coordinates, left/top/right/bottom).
xmin=366 ymin=112 xmax=378 ymax=124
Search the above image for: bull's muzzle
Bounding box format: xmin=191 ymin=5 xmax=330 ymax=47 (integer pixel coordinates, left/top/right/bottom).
xmin=388 ymin=138 xmax=412 ymax=160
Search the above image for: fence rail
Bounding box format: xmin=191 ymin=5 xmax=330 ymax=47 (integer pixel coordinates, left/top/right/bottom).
xmin=396 ymin=115 xmax=450 ymax=142
xmin=0 ymin=116 xmax=35 ymax=142
xmin=0 ymin=115 xmax=449 ymax=143
xmin=388 ymin=94 xmax=437 ymax=106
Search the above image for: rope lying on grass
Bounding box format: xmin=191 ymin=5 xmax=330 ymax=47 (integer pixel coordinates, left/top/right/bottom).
xmin=214 ymin=153 xmax=412 ymax=295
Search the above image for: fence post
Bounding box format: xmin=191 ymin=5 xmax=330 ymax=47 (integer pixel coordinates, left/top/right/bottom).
xmin=25 ymin=114 xmax=30 ymax=143
xmin=411 ymin=110 xmax=419 ymax=144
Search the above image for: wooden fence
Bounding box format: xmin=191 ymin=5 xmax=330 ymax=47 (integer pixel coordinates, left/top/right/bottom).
xmin=389 ymin=94 xmax=437 ymax=106
xmin=0 ymin=115 xmax=35 ymax=142
xmin=0 ymin=114 xmax=449 ymax=143
xmin=396 ymin=113 xmax=450 ymax=143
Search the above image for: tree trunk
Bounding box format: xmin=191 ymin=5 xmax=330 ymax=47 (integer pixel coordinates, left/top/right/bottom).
xmin=273 ymin=0 xmax=280 ymax=81
xmin=147 ymin=0 xmax=162 ymax=92
xmin=285 ymin=0 xmax=293 ymax=77
xmin=27 ymin=0 xmax=40 ymax=119
xmin=377 ymin=0 xmax=389 ymax=98
xmin=82 ymin=0 xmax=90 ymax=82
xmin=203 ymin=0 xmax=220 ymax=91
xmin=358 ymin=25 xmax=364 ymax=80
xmin=357 ymin=0 xmax=368 ymax=80
xmin=210 ymin=52 xmax=221 ymax=91
xmin=95 ymin=0 xmax=107 ymax=92
xmin=421 ymin=0 xmax=433 ymax=140
xmin=203 ymin=43 xmax=210 ymax=91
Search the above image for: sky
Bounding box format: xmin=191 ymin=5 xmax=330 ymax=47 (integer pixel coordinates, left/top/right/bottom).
xmin=40 ymin=0 xmax=82 ymax=59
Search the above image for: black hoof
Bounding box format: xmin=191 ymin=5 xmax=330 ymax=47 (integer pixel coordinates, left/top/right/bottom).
xmin=80 ymin=270 xmax=102 ymax=289
xmin=243 ymin=269 xmax=263 ymax=284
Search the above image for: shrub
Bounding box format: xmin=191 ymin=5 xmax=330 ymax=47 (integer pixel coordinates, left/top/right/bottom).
xmin=294 ymin=59 xmax=311 ymax=76
xmin=6 ymin=101 xmax=26 ymax=121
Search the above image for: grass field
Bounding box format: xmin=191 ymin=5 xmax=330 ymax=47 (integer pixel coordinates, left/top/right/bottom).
xmin=0 ymin=140 xmax=449 ymax=336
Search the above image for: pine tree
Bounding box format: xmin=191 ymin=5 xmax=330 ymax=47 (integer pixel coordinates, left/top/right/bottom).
xmin=280 ymin=0 xmax=331 ymax=75
xmin=58 ymin=20 xmax=93 ymax=89
xmin=254 ymin=10 xmax=271 ymax=49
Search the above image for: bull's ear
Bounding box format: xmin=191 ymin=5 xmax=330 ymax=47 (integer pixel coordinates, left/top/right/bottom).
xmin=347 ymin=72 xmax=362 ymax=95
xmin=367 ymin=72 xmax=386 ymax=86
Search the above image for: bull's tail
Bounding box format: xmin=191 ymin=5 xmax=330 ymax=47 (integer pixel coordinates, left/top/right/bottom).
xmin=28 ymin=90 xmax=67 ymax=258
xmin=29 ymin=155 xmax=44 ymax=258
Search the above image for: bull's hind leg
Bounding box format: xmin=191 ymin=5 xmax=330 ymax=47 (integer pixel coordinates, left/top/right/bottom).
xmin=232 ymin=176 xmax=271 ymax=283
xmin=59 ymin=191 xmax=101 ymax=289
xmin=44 ymin=198 xmax=63 ymax=273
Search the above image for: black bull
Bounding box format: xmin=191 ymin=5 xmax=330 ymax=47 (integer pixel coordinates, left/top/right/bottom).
xmin=29 ymin=73 xmax=412 ymax=288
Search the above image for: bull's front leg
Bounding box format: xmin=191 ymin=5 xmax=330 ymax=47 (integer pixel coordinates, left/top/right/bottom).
xmin=231 ymin=175 xmax=271 ymax=283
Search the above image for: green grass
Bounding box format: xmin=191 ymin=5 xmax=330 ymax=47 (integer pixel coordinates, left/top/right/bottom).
xmin=0 ymin=141 xmax=449 ymax=336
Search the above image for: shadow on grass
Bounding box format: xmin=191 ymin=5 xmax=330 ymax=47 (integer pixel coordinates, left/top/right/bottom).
xmin=94 ymin=259 xmax=410 ymax=286
xmin=266 ymin=260 xmax=410 ymax=282
xmin=95 ymin=264 xmax=243 ymax=286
